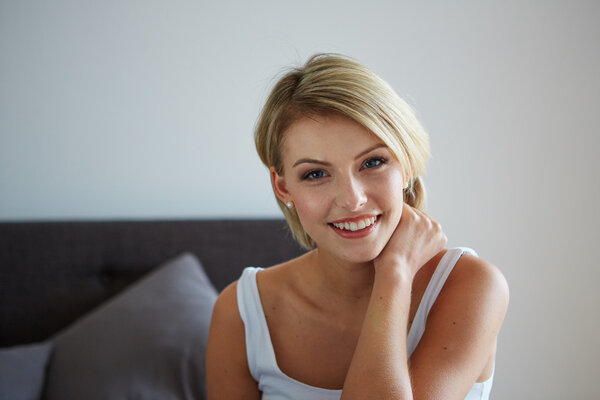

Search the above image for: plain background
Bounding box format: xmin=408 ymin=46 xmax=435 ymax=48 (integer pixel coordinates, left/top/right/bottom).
xmin=1 ymin=1 xmax=599 ymax=398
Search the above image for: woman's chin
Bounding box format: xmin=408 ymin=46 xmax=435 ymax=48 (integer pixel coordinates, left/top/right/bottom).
xmin=313 ymin=234 xmax=388 ymax=266
xmin=338 ymin=247 xmax=384 ymax=265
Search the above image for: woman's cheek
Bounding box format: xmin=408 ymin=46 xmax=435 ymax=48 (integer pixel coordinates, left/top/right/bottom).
xmin=377 ymin=172 xmax=405 ymax=206
xmin=293 ymin=188 xmax=333 ymax=231
xmin=295 ymin=192 xmax=329 ymax=220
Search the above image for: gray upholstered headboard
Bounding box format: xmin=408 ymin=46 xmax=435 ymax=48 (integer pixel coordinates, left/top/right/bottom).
xmin=0 ymin=219 xmax=305 ymax=347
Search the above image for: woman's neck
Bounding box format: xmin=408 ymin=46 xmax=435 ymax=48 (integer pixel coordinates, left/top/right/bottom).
xmin=306 ymin=248 xmax=376 ymax=304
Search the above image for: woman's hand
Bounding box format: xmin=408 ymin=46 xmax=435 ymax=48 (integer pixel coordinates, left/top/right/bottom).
xmin=374 ymin=204 xmax=447 ymax=279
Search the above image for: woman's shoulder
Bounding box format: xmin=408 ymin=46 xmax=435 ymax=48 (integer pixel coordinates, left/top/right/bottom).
xmin=256 ymin=252 xmax=313 ymax=291
xmin=213 ymin=255 xmax=309 ymax=316
xmin=211 ymin=280 xmax=242 ymax=328
xmin=443 ymin=250 xmax=510 ymax=313
xmin=451 ymin=251 xmax=508 ymax=290
xmin=207 ymin=278 xmax=262 ymax=398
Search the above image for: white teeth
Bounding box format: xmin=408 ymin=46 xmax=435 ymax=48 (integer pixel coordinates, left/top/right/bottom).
xmin=332 ymin=216 xmax=377 ymax=231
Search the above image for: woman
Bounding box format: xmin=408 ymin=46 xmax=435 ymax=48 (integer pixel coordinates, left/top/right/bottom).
xmin=206 ymin=54 xmax=509 ymax=400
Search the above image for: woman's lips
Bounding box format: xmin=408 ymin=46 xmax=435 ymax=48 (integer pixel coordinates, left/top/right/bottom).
xmin=328 ymin=215 xmax=379 ymax=238
xmin=331 ymin=215 xmax=377 ymax=231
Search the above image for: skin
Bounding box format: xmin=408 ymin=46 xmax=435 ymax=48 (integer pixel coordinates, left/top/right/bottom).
xmin=206 ymin=114 xmax=509 ymax=399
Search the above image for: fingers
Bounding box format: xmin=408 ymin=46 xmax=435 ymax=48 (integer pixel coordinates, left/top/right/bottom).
xmin=376 ymin=204 xmax=448 ymax=275
xmin=403 ymin=205 xmax=440 ymax=232
xmin=401 ymin=204 xmax=448 ymax=252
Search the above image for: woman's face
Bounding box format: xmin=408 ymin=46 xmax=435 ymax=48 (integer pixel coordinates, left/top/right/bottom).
xmin=272 ymin=113 xmax=407 ymax=264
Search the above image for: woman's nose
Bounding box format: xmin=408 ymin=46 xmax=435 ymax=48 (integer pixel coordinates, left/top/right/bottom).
xmin=335 ymin=175 xmax=367 ymax=211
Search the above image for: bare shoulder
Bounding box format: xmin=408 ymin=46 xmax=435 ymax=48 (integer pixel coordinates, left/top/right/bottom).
xmin=431 ymin=252 xmax=510 ymax=339
xmin=256 ymin=252 xmax=313 ymax=297
xmin=206 ymin=280 xmax=260 ymax=400
xmin=213 ymin=280 xmax=239 ymax=315
xmin=209 ymin=280 xmax=244 ymax=335
xmin=447 ymin=253 xmax=510 ymax=307
xmin=425 ymin=251 xmax=509 ymax=334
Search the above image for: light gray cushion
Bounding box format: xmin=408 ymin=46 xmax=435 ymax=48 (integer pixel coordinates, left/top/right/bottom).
xmin=0 ymin=341 xmax=52 ymax=400
xmin=43 ymin=253 xmax=217 ymax=400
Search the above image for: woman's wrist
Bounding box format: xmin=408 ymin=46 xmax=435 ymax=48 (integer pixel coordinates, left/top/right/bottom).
xmin=373 ymin=256 xmax=417 ymax=284
xmin=372 ymin=261 xmax=415 ymax=295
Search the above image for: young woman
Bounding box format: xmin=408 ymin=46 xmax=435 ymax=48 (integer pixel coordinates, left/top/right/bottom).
xmin=206 ymin=54 xmax=509 ymax=400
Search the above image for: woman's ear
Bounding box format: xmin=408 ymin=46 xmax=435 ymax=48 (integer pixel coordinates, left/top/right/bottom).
xmin=270 ymin=166 xmax=290 ymax=204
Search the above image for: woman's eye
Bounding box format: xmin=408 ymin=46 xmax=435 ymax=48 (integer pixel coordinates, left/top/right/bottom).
xmin=362 ymin=157 xmax=386 ymax=169
xmin=302 ymin=169 xmax=326 ymax=180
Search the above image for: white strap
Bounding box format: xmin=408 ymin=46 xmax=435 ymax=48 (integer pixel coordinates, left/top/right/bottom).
xmin=407 ymin=247 xmax=478 ymax=356
xmin=237 ymin=267 xmax=267 ymax=381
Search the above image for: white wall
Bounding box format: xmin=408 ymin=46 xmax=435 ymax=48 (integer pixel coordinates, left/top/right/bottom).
xmin=1 ymin=1 xmax=599 ymax=398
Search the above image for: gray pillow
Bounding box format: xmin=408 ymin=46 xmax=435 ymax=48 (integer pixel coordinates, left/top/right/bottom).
xmin=0 ymin=341 xmax=53 ymax=400
xmin=43 ymin=252 xmax=218 ymax=400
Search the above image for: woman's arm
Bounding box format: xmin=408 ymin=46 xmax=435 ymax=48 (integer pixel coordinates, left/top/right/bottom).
xmin=206 ymin=282 xmax=261 ymax=400
xmin=341 ymin=205 xmax=509 ymax=400
xmin=341 ymin=263 xmax=415 ymax=399
xmin=409 ymin=254 xmax=508 ymax=399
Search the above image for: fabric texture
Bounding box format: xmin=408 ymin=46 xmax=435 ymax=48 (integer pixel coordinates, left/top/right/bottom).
xmin=43 ymin=252 xmax=218 ymax=400
xmin=0 ymin=341 xmax=53 ymax=400
xmin=237 ymin=247 xmax=494 ymax=400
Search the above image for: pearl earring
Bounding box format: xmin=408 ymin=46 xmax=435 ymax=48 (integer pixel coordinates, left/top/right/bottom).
xmin=286 ymin=202 xmax=293 ymax=209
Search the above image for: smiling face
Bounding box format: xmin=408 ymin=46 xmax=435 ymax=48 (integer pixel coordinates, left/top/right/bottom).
xmin=271 ymin=113 xmax=407 ymax=264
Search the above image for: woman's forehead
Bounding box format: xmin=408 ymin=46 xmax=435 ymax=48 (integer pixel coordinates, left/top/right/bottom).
xmin=280 ymin=114 xmax=388 ymax=161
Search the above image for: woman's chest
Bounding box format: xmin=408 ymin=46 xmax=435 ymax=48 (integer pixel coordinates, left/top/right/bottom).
xmin=256 ymin=258 xmax=439 ymax=390
xmin=265 ymin=302 xmax=361 ymax=390
xmin=262 ymin=275 xmax=434 ymax=389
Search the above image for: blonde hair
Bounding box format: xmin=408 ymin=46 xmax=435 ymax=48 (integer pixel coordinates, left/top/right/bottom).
xmin=255 ymin=53 xmax=430 ymax=249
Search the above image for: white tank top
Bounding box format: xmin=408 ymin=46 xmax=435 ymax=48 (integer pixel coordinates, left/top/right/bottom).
xmin=237 ymin=247 xmax=494 ymax=400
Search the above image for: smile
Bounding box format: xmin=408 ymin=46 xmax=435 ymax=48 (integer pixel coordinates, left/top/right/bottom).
xmin=330 ymin=215 xmax=378 ymax=232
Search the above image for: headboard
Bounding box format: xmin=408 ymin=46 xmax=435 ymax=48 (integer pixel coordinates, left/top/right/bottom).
xmin=0 ymin=219 xmax=305 ymax=347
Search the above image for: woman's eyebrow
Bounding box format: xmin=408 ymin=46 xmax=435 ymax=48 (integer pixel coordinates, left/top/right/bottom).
xmin=354 ymin=144 xmax=387 ymax=160
xmin=292 ymin=158 xmax=331 ymax=168
xmin=292 ymin=144 xmax=387 ymax=168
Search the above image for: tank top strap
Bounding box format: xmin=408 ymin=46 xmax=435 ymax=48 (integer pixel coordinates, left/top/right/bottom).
xmin=407 ymin=247 xmax=478 ymax=356
xmin=236 ymin=266 xmax=275 ymax=382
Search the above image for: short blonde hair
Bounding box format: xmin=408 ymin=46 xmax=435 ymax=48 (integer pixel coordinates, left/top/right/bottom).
xmin=255 ymin=53 xmax=430 ymax=249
